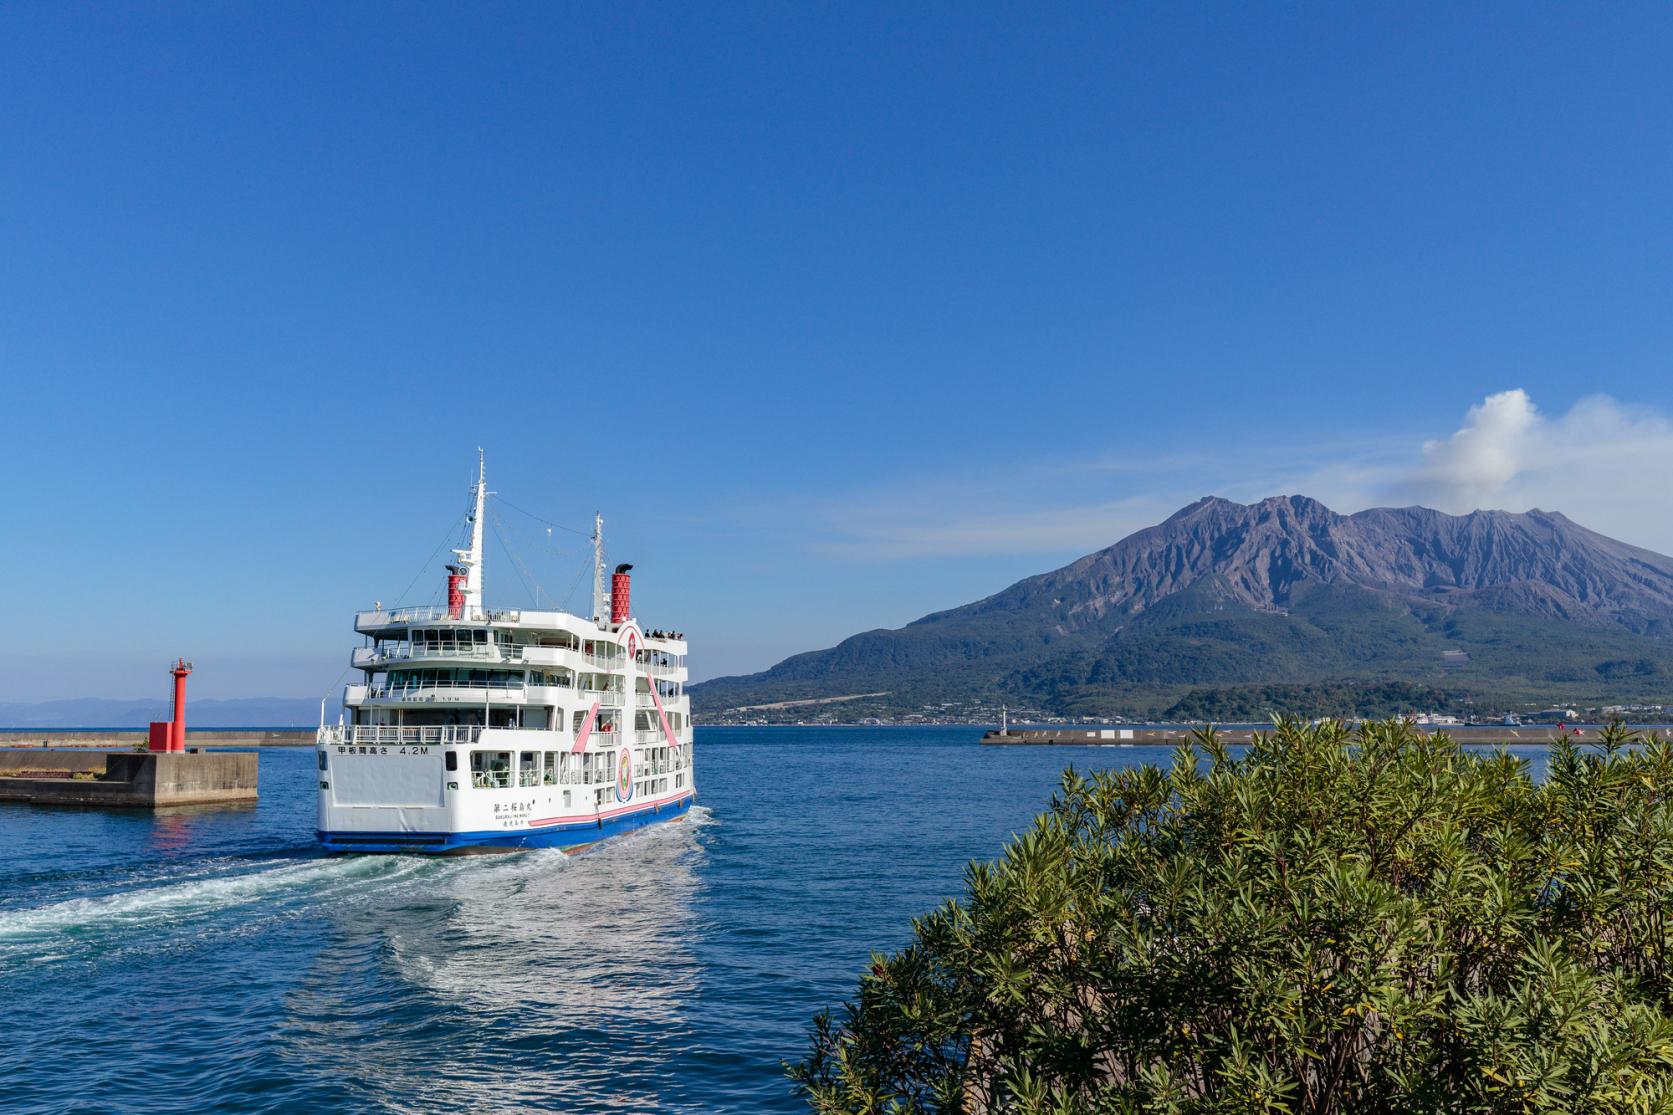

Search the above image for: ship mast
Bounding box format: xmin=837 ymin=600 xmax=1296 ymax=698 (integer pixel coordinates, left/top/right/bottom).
xmin=451 ymin=450 xmax=487 ymax=620
xmin=591 ymin=513 xmax=606 ymax=624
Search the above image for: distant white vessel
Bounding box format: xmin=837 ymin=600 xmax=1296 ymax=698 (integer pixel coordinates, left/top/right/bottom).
xmin=1410 ymin=713 xmax=1463 ymax=726
xmin=316 ymin=456 xmax=694 ymax=853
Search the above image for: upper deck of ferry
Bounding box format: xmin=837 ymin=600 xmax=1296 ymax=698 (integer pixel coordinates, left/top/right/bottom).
xmin=353 ymin=608 xmax=686 ymax=675
xmin=355 ymin=604 xmax=687 ymax=652
xmin=334 ymin=455 xmax=690 ymax=734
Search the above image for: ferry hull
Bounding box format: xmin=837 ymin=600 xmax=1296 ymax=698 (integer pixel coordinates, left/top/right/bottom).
xmin=318 ymin=791 xmax=695 ymax=854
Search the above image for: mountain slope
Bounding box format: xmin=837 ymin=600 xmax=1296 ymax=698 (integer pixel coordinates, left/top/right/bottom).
xmin=692 ymin=496 xmax=1673 ymax=720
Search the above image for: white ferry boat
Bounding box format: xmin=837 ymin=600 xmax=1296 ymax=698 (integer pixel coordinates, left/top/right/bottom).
xmin=316 ymin=458 xmax=694 ymax=853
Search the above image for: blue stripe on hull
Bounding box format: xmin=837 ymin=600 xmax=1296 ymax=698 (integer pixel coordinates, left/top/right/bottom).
xmin=318 ymin=793 xmax=695 ymax=854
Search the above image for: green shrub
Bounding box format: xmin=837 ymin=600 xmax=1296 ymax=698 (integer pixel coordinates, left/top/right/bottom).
xmin=791 ymin=719 xmax=1673 ymax=1113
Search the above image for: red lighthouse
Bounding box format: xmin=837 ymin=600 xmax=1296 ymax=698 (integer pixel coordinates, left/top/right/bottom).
xmin=169 ymin=658 xmax=192 ymax=751
xmin=148 ymin=658 xmax=194 ymax=752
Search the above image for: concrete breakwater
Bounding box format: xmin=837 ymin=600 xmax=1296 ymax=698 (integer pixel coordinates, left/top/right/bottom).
xmin=0 ymin=749 xmax=259 ymax=807
xmin=0 ymin=728 xmax=314 ymax=748
xmin=981 ymin=725 xmax=1644 ymax=747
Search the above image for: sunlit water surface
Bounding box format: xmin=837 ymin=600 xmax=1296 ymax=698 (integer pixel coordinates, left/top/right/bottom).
xmin=0 ymin=728 xmax=1551 ymax=1113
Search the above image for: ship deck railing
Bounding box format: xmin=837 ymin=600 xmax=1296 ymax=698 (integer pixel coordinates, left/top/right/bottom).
xmin=580 ymin=682 xmax=627 ymax=695
xmin=319 ymin=724 xmax=486 ymax=747
xmin=354 ymin=644 xmax=507 ymax=667
xmin=353 ymin=645 xmax=594 ymax=672
xmin=364 ymin=679 xmax=531 ymax=700
xmin=354 ymin=606 xmax=574 ymax=629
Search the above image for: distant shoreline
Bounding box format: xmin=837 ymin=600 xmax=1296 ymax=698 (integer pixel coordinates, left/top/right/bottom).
xmin=0 ymin=726 xmax=313 ymax=733
xmin=4 ymin=723 xmax=1669 ymax=752
xmin=0 ymin=728 xmax=316 ymax=749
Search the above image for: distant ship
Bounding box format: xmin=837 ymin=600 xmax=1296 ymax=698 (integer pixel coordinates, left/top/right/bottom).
xmin=316 ymin=456 xmax=695 ymax=853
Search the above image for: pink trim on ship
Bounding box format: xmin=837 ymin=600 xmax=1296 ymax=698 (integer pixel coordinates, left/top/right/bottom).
xmin=526 ymin=789 xmax=694 ymax=829
xmin=570 ymin=701 xmax=602 ymax=753
xmin=648 ymin=684 xmax=680 ymax=749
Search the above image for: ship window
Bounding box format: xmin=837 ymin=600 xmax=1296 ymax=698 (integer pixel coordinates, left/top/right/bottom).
xmin=518 ymin=751 xmax=540 ymax=787
xmin=317 ymin=751 xmax=328 ymax=771
xmin=445 ymin=751 xmax=458 ymax=772
xmin=564 ymin=790 xmax=571 ymax=807
xmin=543 ymin=752 xmax=559 ymax=785
xmin=470 ymin=750 xmax=512 ymax=789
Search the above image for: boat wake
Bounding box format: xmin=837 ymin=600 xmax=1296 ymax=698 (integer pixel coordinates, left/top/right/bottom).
xmin=0 ymin=854 xmax=426 ymax=965
xmin=0 ymin=803 xmax=714 ymax=972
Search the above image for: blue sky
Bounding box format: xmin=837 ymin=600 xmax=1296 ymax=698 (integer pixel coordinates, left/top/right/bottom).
xmin=5 ymin=4 xmax=1673 ymax=701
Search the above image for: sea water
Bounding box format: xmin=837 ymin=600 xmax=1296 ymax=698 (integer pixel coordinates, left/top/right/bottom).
xmin=0 ymin=728 xmax=1550 ymax=1113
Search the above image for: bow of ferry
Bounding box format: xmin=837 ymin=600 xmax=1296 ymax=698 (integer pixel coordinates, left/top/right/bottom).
xmin=316 ymin=457 xmax=695 ymax=853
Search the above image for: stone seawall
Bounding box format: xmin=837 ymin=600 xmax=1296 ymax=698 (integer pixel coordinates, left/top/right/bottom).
xmin=0 ymin=750 xmax=259 ymax=807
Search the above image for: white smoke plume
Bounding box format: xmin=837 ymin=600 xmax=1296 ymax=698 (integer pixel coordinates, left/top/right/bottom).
xmin=1397 ymin=390 xmax=1673 ymax=552
xmin=1405 ymin=389 xmax=1542 ymax=511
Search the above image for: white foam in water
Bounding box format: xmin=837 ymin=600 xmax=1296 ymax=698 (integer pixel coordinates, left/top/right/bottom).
xmin=0 ymin=810 xmax=711 ymax=971
xmin=0 ymin=855 xmax=411 ymax=947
